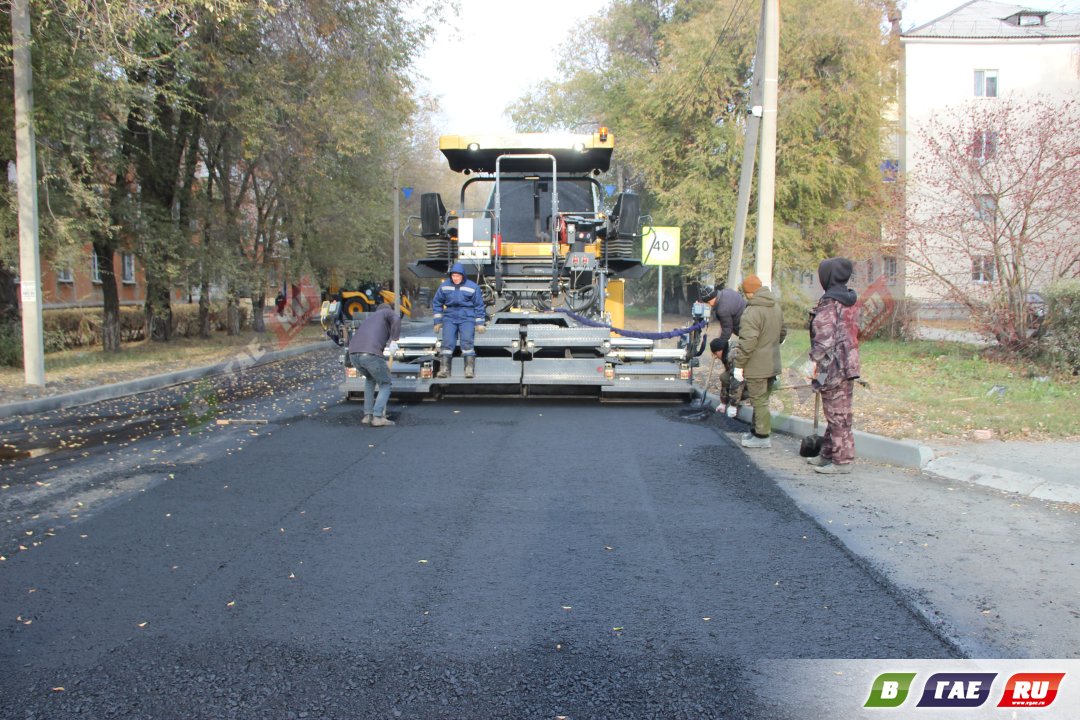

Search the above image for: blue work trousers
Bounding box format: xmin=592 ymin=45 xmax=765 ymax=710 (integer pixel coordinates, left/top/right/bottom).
xmin=350 ymin=352 xmax=392 ymax=418
xmin=441 ymin=319 xmax=476 ymax=357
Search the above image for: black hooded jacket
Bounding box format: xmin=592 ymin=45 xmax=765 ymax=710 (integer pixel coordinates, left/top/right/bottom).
xmin=817 ymin=257 xmax=858 ymax=307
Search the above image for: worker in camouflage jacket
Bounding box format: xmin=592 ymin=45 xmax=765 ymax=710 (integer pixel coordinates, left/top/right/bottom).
xmin=432 ymin=262 xmax=487 ymax=379
xmin=731 ymin=275 xmax=786 ymax=448
xmin=807 ymin=257 xmax=861 ymax=475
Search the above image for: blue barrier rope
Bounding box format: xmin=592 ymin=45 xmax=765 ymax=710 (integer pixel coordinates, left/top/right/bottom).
xmin=555 ymin=308 xmax=707 ymax=340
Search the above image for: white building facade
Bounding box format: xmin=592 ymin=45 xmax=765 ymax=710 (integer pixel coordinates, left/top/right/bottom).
xmin=899 ymin=1 xmax=1080 ymax=308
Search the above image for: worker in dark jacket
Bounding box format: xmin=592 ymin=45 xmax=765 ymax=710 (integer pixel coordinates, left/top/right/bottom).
xmin=347 ymin=300 xmax=401 ymax=427
xmin=432 ymin=262 xmax=486 ymax=379
xmin=701 ymin=284 xmax=746 ymax=412
xmin=731 ymin=275 xmax=786 ymax=448
xmin=807 ymin=257 xmax=861 ymax=474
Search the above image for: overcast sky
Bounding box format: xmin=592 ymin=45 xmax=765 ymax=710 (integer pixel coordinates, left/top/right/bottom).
xmin=413 ymin=0 xmax=1080 ymax=135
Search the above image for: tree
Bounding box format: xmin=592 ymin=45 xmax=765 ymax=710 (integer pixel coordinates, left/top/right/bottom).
xmin=2 ymin=0 xmax=437 ymax=356
xmin=898 ymin=94 xmax=1080 ymax=351
xmin=507 ymin=0 xmax=895 ymax=299
xmin=1 ymin=1 xmax=252 ymax=350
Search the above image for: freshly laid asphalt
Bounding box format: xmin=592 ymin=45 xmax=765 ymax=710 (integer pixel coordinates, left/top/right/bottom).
xmin=1 ymin=334 xmax=1077 ymax=719
xmin=1 ymin=348 xmax=962 ymax=719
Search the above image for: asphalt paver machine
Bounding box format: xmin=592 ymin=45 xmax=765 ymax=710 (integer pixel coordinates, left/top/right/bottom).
xmin=341 ymin=130 xmax=706 ymax=401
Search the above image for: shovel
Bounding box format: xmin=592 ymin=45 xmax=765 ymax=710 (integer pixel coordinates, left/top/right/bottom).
xmin=679 ymin=357 xmax=717 ymax=420
xmin=799 ymin=392 xmax=824 ymax=458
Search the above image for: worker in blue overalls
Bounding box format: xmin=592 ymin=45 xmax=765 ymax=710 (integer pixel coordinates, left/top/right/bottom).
xmin=432 ymin=263 xmax=486 ymax=379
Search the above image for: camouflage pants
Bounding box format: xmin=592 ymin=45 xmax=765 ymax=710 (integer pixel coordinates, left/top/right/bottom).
xmin=820 ymin=380 xmax=855 ymax=464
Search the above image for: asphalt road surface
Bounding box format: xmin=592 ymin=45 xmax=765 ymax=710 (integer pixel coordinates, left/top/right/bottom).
xmin=1 ymin=348 xmax=957 ymax=719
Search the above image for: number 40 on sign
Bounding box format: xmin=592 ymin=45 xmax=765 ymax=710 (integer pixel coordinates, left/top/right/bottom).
xmin=641 ymin=226 xmax=680 ymax=266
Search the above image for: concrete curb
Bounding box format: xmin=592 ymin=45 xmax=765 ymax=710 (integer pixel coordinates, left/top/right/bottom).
xmin=699 ymin=389 xmax=1080 ymax=506
xmin=923 ymin=456 xmax=1080 ymax=504
xmin=0 ymin=340 xmax=331 ymax=419
xmin=698 ymin=390 xmax=936 ymax=470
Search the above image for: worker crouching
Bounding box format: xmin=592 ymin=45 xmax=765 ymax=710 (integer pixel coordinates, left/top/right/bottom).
xmin=346 ymin=298 xmax=401 ymax=426
xmin=432 ymin=262 xmax=487 ymax=379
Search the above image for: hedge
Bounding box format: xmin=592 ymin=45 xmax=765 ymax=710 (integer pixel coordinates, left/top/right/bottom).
xmin=0 ymin=301 xmax=257 ymax=366
xmin=1039 ymin=279 xmax=1080 ymax=373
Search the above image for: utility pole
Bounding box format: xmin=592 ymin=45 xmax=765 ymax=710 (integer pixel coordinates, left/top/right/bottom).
xmin=393 ymin=173 xmax=400 ymax=315
xmin=754 ymin=0 xmax=779 ymax=289
xmin=11 ymin=0 xmax=45 ymax=386
xmin=726 ymin=1 xmax=766 ymax=291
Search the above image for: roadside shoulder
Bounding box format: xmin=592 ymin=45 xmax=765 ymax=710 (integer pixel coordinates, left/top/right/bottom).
xmin=723 ymin=424 xmax=1080 ymax=658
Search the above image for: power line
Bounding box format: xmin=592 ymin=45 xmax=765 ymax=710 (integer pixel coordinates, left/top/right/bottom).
xmin=697 ymin=0 xmax=754 ymax=85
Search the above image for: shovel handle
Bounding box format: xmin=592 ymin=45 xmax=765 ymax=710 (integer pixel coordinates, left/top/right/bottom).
xmin=813 ymin=391 xmax=820 ymax=432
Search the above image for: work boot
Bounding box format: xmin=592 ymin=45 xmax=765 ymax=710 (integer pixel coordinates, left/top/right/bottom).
xmin=464 ymin=356 xmax=476 ymax=379
xmin=814 ymin=462 xmax=852 ymax=475
xmin=437 ymin=356 xmax=451 ymax=378
xmin=740 ymin=434 xmax=772 ymax=449
xmin=806 ymin=454 xmax=829 ymax=466
xmin=371 ymin=415 xmax=396 ymax=427
xmin=361 ymin=414 xmax=373 ymax=425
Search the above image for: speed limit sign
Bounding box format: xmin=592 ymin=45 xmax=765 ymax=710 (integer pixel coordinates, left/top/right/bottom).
xmin=641 ymin=226 xmax=680 ymax=266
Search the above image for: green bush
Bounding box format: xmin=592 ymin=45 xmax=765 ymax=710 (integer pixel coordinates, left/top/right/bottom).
xmin=40 ymin=307 xmax=147 ymax=350
xmin=171 ymin=300 xmax=252 ymax=337
xmin=43 ymin=308 xmax=100 ymax=349
xmin=1039 ymin=279 xmax=1080 ymax=373
xmin=778 ymin=285 xmax=814 ymax=329
xmin=0 ymin=321 xmax=21 ymax=368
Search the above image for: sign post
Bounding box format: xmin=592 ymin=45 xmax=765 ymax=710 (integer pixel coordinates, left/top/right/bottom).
xmin=642 ymin=226 xmax=681 ymax=335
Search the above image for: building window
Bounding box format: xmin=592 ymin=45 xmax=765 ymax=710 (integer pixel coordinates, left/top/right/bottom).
xmin=883 ymin=255 xmax=898 ymax=285
xmin=121 ymin=253 xmax=136 ymax=284
xmin=975 ymin=194 xmax=997 ymax=221
xmin=972 ymin=130 xmax=998 ymax=162
xmin=90 ymin=252 xmax=102 ymax=284
xmin=57 ymin=267 xmax=74 ymax=283
xmin=974 ymin=70 xmax=998 ymax=98
xmin=972 ymin=255 xmax=995 ymax=284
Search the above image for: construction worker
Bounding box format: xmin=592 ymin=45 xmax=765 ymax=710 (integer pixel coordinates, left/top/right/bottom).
xmin=807 ymin=257 xmax=861 ymax=474
xmin=731 ymin=274 xmax=786 ymax=448
xmin=700 ymin=284 xmax=746 ymax=412
xmin=432 ymin=262 xmax=486 ymax=379
xmin=347 ymin=298 xmax=401 ymax=427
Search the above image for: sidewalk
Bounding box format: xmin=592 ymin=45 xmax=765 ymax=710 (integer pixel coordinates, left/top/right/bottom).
xmin=714 ymin=394 xmax=1080 ymax=508
xmin=925 ymin=439 xmax=1080 ymax=505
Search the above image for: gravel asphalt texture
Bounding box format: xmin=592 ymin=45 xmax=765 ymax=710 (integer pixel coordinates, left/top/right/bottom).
xmin=2 ymin=348 xmax=960 ymax=719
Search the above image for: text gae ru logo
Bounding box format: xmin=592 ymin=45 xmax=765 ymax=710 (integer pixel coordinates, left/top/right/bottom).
xmin=864 ymin=672 xmax=1065 ymax=709
xmin=997 ymin=673 xmax=1065 ymax=709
